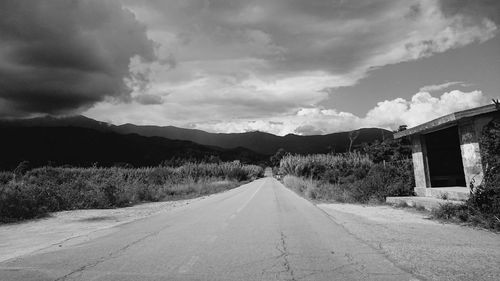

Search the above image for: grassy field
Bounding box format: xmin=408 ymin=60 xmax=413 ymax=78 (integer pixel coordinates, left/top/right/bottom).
xmin=0 ymin=162 xmax=264 ymax=223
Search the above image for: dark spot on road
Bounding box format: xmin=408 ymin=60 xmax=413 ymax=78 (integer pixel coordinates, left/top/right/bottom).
xmin=78 ymin=216 xmax=116 ymax=222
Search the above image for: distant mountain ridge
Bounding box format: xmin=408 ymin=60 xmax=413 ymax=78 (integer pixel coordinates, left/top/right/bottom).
xmin=116 ymin=123 xmax=390 ymax=155
xmin=0 ymin=115 xmax=392 ymax=155
xmin=0 ymin=126 xmax=267 ymax=170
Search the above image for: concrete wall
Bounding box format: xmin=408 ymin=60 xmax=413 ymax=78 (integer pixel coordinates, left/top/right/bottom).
xmin=458 ymin=119 xmax=483 ymax=188
xmin=411 ymin=135 xmax=429 ymax=191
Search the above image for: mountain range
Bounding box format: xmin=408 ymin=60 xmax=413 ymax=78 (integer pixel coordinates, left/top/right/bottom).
xmin=0 ymin=115 xmax=392 ymax=169
xmin=116 ymin=123 xmax=391 ymax=155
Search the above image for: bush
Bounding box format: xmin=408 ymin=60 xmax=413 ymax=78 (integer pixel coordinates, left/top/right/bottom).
xmin=283 ymin=175 xmax=317 ymax=199
xmin=0 ymin=162 xmax=264 ymax=223
xmin=0 ymin=171 xmax=13 ymax=185
xmin=0 ymin=183 xmax=47 ymax=222
xmin=351 ymin=161 xmax=414 ymax=203
xmin=432 ymin=203 xmax=500 ymax=231
xmin=280 ymin=153 xmax=414 ymax=204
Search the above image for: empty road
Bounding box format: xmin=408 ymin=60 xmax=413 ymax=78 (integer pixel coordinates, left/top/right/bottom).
xmin=0 ymin=177 xmax=420 ymax=281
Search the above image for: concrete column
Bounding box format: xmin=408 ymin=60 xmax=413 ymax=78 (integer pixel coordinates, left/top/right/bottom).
xmin=411 ymin=135 xmax=430 ymax=194
xmin=458 ymin=120 xmax=484 ymax=188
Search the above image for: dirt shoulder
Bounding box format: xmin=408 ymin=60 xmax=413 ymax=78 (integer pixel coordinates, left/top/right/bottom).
xmin=0 ymin=196 xmax=209 ymax=263
xmin=318 ymin=203 xmax=500 ymax=281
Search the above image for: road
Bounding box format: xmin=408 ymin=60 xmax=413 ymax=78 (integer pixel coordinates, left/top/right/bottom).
xmin=0 ymin=177 xmax=420 ymax=281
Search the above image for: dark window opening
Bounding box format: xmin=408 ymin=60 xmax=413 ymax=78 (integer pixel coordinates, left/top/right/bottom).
xmin=425 ymin=126 xmax=466 ymax=187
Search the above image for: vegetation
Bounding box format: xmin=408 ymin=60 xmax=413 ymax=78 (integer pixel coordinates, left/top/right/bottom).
xmin=0 ymin=162 xmax=264 ymax=223
xmin=433 ymin=117 xmax=500 ymax=231
xmin=360 ymin=125 xmax=412 ymax=162
xmin=279 ymin=152 xmax=414 ymax=203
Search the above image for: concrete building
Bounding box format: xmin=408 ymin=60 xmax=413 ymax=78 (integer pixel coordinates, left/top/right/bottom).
xmin=387 ymin=104 xmax=500 ymax=209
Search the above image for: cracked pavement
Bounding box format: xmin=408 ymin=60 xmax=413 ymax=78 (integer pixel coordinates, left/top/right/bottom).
xmin=1 ymin=177 xmax=420 ymax=280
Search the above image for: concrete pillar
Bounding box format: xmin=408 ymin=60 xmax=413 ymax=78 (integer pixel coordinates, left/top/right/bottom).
xmin=458 ymin=120 xmax=484 ymax=188
xmin=411 ymin=135 xmax=430 ymax=194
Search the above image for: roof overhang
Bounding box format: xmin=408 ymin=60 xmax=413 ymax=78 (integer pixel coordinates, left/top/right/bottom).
xmin=394 ymin=104 xmax=499 ymax=139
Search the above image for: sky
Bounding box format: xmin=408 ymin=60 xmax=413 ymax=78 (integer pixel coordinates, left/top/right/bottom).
xmin=0 ymin=0 xmax=499 ymax=135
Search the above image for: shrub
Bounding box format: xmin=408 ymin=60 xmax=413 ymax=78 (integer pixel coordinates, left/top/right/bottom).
xmin=0 ymin=183 xmax=47 ymax=222
xmin=280 ymin=153 xmax=413 ymax=204
xmin=283 ymin=175 xmax=317 ymax=199
xmin=0 ymin=171 xmax=13 ymax=184
xmin=352 ymin=161 xmax=414 ymax=203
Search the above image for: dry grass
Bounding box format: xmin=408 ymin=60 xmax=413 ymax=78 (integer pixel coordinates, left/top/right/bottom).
xmin=280 ymin=153 xmax=414 ymax=204
xmin=0 ymin=162 xmax=264 ymax=223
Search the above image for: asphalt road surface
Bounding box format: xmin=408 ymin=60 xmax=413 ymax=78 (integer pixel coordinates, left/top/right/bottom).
xmin=0 ymin=177 xmax=421 ymax=281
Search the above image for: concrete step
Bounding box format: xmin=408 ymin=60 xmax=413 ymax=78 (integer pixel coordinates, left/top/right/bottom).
xmin=414 ymin=187 xmax=470 ymax=201
xmin=386 ymin=196 xmax=464 ymax=211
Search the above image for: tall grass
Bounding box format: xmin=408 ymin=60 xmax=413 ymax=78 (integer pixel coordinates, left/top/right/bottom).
xmin=280 ymin=153 xmax=414 ymax=203
xmin=0 ymin=162 xmax=264 ymax=223
xmin=280 ymin=152 xmax=372 ymax=181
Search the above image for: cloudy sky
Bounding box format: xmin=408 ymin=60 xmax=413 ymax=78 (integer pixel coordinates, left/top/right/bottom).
xmin=1 ymin=0 xmax=499 ymax=135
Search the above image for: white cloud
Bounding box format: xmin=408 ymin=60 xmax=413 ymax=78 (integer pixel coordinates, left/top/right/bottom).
xmin=364 ymin=90 xmax=489 ymax=128
xmin=85 ymin=89 xmax=492 ymax=135
xmin=188 ymin=107 xmax=363 ymax=136
xmin=187 ymin=90 xmax=490 ymax=135
xmin=100 ymin=0 xmax=498 ymax=126
xmin=83 ymin=1 xmax=499 ymax=135
xmin=419 ymin=81 xmax=469 ymax=92
xmin=365 ymin=3 xmax=497 ymax=69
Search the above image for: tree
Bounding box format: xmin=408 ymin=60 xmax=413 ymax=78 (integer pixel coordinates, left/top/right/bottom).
xmin=360 ymin=125 xmax=411 ymax=163
xmin=13 ymin=161 xmax=30 ymax=180
xmin=348 ymin=130 xmax=360 ymax=153
xmin=270 ymin=148 xmax=287 ymax=167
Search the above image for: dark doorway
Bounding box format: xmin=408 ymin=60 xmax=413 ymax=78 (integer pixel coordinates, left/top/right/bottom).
xmin=425 ymin=126 xmax=466 ymax=187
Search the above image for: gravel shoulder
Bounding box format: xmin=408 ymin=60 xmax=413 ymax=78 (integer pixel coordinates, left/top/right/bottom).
xmin=318 ymin=203 xmax=500 ymax=281
xmin=0 ymin=196 xmax=209 ymax=263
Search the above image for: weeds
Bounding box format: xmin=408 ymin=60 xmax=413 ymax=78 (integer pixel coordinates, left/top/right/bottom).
xmin=280 ymin=153 xmax=414 ymax=204
xmin=0 ymin=162 xmax=264 ymax=223
xmin=395 ymin=201 xmax=410 ymax=208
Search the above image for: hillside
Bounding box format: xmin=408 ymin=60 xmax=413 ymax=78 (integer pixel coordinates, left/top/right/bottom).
xmin=0 ymin=127 xmax=267 ymax=170
xmin=116 ymin=124 xmax=391 ymax=155
xmin=0 ymin=115 xmax=392 ymax=156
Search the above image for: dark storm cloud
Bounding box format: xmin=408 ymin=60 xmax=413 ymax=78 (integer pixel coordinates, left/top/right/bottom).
xmin=439 ymin=0 xmax=500 ymax=23
xmin=0 ymin=0 xmax=155 ymax=116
